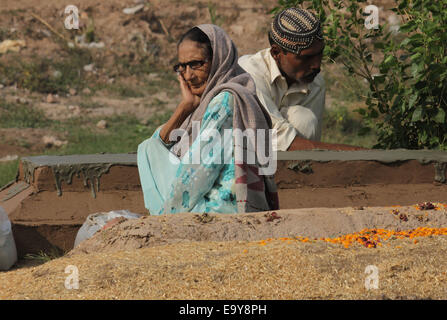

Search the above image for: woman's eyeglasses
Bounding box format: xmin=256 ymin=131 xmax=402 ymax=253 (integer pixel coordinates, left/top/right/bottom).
xmin=173 ymin=59 xmax=208 ymax=73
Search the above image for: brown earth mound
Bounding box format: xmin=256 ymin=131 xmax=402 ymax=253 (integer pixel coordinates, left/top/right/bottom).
xmin=2 ymin=204 xmax=447 ymax=300
xmin=69 ymin=204 xmax=447 ymax=256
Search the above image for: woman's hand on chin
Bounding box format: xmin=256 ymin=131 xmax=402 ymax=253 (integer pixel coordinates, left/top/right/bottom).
xmin=159 ymin=75 xmax=201 ymax=144
xmin=178 ymin=74 xmax=201 ymax=114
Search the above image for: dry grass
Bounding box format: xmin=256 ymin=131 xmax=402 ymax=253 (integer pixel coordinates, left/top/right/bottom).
xmin=1 ymin=235 xmax=447 ymax=300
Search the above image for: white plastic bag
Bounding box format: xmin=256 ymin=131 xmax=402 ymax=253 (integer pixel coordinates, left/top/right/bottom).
xmin=74 ymin=210 xmax=142 ymax=247
xmin=0 ymin=205 xmax=18 ymax=271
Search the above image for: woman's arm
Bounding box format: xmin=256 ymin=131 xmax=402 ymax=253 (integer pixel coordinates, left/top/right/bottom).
xmin=159 ymin=74 xmax=201 ymax=144
xmin=163 ymin=91 xmax=234 ymax=213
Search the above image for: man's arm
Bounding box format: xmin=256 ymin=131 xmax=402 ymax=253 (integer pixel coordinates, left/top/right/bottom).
xmin=239 ymin=54 xmax=299 ymax=151
xmin=253 ymin=81 xmax=299 ymax=151
xmin=256 ymin=80 xmax=365 ymax=151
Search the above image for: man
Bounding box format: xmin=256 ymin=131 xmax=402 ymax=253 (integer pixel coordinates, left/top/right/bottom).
xmin=239 ymin=8 xmax=362 ymax=151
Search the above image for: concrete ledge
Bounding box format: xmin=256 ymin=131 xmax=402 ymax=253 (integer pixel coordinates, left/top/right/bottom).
xmin=17 ymin=150 xmax=447 ymax=193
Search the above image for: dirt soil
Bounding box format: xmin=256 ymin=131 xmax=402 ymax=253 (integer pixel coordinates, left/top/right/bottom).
xmin=0 ymin=0 xmax=279 ymax=159
xmin=1 ymin=209 xmax=447 ymax=299
xmin=0 ymin=0 xmax=398 ymax=158
xmin=0 ymin=128 xmax=63 ymax=158
xmin=0 ymin=0 xmax=277 ymax=113
xmin=69 ymin=205 xmax=447 ymax=255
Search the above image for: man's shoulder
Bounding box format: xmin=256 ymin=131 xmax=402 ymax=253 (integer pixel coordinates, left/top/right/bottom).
xmin=309 ymin=73 xmax=326 ymax=91
xmin=238 ymin=48 xmax=271 ymax=81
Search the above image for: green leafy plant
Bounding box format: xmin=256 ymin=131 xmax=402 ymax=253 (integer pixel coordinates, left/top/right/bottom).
xmin=322 ymin=103 xmax=377 ymax=148
xmin=273 ymin=0 xmax=447 ymax=150
xmin=24 ymin=249 xmax=64 ymax=263
xmin=85 ymin=17 xmax=97 ymax=43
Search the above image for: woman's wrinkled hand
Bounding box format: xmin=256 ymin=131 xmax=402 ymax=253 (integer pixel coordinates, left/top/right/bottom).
xmin=178 ymin=74 xmax=201 ymax=114
xmin=159 ymin=74 xmax=201 ymax=144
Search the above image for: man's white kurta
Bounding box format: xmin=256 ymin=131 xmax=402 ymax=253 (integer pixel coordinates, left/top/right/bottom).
xmin=239 ymin=48 xmax=326 ymax=151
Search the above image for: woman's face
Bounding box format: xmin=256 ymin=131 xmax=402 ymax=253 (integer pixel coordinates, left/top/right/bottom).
xmin=177 ymin=40 xmax=211 ymax=97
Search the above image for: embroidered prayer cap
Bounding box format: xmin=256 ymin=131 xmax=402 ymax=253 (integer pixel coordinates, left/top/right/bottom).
xmin=270 ymin=7 xmax=323 ymax=55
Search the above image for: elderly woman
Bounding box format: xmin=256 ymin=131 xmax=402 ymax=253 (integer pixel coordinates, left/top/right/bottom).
xmin=137 ymin=24 xmax=278 ymax=215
